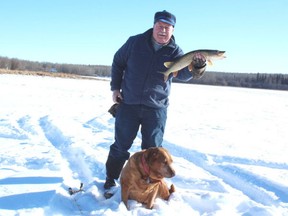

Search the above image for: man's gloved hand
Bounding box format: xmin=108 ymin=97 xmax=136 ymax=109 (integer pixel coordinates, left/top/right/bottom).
xmin=191 ymin=53 xmax=206 ymax=78
xmin=108 ymin=103 xmax=119 ymax=117
xmin=192 ymin=53 xmax=206 ymax=68
xmin=108 ymin=93 xmax=122 ymax=118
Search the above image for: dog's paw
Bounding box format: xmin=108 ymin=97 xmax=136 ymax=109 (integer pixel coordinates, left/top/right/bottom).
xmin=169 ymin=184 xmax=176 ymax=194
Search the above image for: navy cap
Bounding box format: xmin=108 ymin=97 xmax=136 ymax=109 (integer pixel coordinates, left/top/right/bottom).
xmin=154 ymin=10 xmax=176 ymax=27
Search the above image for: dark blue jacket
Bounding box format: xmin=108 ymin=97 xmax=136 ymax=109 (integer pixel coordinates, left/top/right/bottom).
xmin=110 ymin=28 xmax=194 ymax=109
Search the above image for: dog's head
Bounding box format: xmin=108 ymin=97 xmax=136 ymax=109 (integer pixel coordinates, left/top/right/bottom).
xmin=144 ymin=147 xmax=175 ymax=180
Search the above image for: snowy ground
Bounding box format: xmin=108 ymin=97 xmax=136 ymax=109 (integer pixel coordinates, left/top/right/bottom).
xmin=0 ymin=74 xmax=287 ymax=216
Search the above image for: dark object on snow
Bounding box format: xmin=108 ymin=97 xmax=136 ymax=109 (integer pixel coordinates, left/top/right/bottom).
xmin=108 ymin=97 xmax=122 ymax=117
xmin=108 ymin=103 xmax=120 ymax=117
xmin=104 ymin=191 xmax=114 ymax=199
xmin=68 ymin=182 xmax=84 ymax=195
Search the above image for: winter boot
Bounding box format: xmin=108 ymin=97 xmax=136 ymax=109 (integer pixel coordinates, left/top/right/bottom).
xmin=104 ymin=177 xmax=116 ymax=190
xmin=104 ymin=155 xmax=126 ymax=189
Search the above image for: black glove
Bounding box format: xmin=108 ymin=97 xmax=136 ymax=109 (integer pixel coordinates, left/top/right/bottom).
xmin=108 ymin=103 xmax=119 ymax=117
xmin=191 ymin=54 xmax=206 ymax=78
xmin=108 ymin=97 xmax=122 ymax=118
xmin=192 ymin=57 xmax=206 ymax=69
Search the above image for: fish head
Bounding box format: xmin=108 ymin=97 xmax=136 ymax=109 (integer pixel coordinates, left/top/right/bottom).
xmin=204 ymin=50 xmax=226 ymax=60
xmin=195 ymin=49 xmax=226 ymax=65
xmin=217 ymin=51 xmax=226 ymax=58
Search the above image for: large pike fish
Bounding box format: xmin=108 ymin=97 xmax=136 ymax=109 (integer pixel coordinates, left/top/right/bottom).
xmin=160 ymin=49 xmax=226 ymax=81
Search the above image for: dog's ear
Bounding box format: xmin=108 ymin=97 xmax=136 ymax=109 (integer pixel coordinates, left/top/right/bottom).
xmin=146 ymin=147 xmax=160 ymax=164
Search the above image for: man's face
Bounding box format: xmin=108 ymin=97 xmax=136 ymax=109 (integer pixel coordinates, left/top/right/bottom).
xmin=153 ymin=21 xmax=174 ymax=44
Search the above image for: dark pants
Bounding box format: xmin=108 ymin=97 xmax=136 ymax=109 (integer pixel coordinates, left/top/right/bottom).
xmin=105 ymin=103 xmax=167 ymax=180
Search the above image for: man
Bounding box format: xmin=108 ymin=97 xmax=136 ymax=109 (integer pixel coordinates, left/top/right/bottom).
xmin=104 ymin=10 xmax=206 ymax=190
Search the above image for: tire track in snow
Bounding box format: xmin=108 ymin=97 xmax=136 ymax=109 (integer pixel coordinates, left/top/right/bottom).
xmin=219 ymin=165 xmax=288 ymax=203
xmin=164 ymin=141 xmax=286 ymax=207
xmin=39 ymin=115 xmax=93 ymax=184
xmin=213 ymin=155 xmax=288 ymax=170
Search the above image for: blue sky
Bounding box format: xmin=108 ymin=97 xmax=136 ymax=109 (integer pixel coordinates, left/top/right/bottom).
xmin=1 ymin=0 xmax=287 ymax=74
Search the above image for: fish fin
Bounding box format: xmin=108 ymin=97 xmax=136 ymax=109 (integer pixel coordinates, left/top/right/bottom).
xmin=164 ymin=61 xmax=173 ymax=68
xmin=188 ymin=63 xmax=193 ymax=71
xmin=208 ymin=60 xmax=213 ymax=65
xmin=173 ymin=71 xmax=178 ymax=77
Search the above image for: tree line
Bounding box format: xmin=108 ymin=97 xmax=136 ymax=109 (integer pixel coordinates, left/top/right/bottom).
xmin=175 ymin=71 xmax=288 ymax=90
xmin=0 ymin=56 xmax=110 ymax=77
xmin=1 ymin=56 xmax=287 ymax=90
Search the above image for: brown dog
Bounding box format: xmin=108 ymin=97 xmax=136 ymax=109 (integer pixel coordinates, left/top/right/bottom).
xmin=120 ymin=147 xmax=176 ymax=209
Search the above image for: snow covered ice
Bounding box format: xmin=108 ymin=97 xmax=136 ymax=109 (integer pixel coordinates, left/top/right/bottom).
xmin=0 ymin=74 xmax=288 ymax=215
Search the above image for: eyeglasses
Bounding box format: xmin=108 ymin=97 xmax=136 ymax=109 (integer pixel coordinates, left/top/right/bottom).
xmin=155 ymin=23 xmax=173 ymax=31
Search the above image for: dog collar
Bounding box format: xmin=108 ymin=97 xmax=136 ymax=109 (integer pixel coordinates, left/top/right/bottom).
xmin=141 ymin=153 xmax=161 ymax=184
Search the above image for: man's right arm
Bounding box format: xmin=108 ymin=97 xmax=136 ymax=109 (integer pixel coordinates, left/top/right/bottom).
xmin=110 ymin=37 xmax=132 ymax=91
